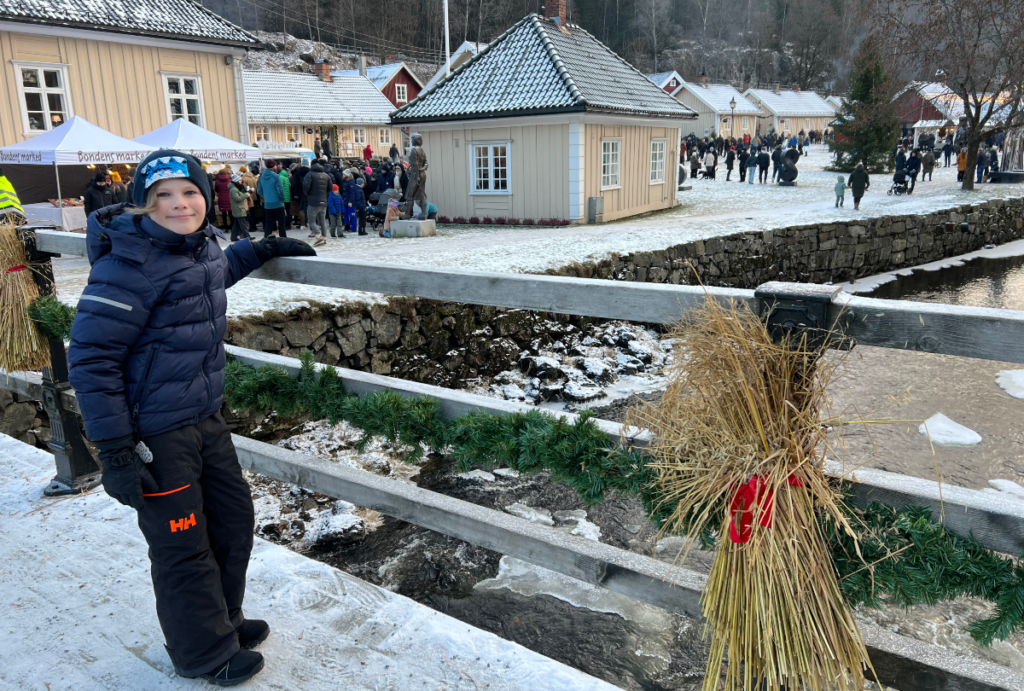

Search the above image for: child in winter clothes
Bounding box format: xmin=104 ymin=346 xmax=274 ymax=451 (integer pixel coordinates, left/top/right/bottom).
xmin=67 ymin=149 xmax=317 ymax=687
xmin=228 ymin=174 xmax=251 ymax=241
xmin=327 ymin=184 xmax=344 ymax=238
xmin=352 ymin=179 xmax=368 ymax=235
xmin=834 ymin=175 xmax=846 ymax=207
xmin=341 ymin=175 xmax=358 ymax=232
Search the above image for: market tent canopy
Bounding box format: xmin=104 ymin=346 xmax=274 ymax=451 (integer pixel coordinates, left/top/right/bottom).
xmin=0 ymin=116 xmax=155 ymax=166
xmin=133 ymin=119 xmax=260 ymax=162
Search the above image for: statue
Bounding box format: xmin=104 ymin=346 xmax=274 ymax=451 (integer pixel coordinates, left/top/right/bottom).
xmin=402 ymin=133 xmax=428 ymax=219
xmin=779 ymin=147 xmax=801 ymax=183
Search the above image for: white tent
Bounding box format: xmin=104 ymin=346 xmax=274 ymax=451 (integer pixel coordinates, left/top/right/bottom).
xmin=133 ymin=119 xmax=260 ymax=163
xmin=0 ymin=116 xmax=154 ymax=166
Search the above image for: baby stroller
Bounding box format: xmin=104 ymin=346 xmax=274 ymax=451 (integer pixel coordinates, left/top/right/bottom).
xmin=887 ymin=169 xmax=909 ymax=196
xmin=365 ymin=187 xmax=402 ymax=233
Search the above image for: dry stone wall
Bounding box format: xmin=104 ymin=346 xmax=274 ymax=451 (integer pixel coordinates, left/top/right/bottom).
xmin=585 ymin=198 xmax=1024 ymax=288
xmin=227 ymin=300 xmax=601 ymax=387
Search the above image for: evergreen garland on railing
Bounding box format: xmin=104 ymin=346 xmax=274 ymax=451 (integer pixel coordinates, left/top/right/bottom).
xmin=225 ymin=352 xmax=1024 ymax=645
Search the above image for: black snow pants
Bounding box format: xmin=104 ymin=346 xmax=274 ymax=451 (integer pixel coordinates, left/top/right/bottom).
xmin=135 ymin=411 xmax=254 ymax=677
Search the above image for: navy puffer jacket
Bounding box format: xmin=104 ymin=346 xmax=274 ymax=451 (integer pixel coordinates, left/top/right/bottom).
xmin=67 ymin=207 xmax=263 ymax=442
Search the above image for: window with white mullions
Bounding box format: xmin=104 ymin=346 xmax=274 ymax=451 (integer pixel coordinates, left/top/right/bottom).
xmin=379 ymin=128 xmax=391 ymax=145
xmin=650 ymin=139 xmax=666 ymax=184
xmin=254 ymin=126 xmax=269 ymax=141
xmin=471 ymin=142 xmax=510 ymax=194
xmin=14 ymin=63 xmax=70 ymax=133
xmin=395 ymin=83 xmax=408 ymax=102
xmin=163 ymin=74 xmax=203 ymax=126
xmin=601 ymin=139 xmax=621 ymax=189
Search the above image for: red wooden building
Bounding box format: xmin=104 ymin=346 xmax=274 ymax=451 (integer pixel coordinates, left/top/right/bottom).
xmin=334 ymin=62 xmax=424 ymax=109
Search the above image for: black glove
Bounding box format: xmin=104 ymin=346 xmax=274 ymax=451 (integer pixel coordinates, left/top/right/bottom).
xmin=252 ymin=236 xmax=317 ymax=263
xmin=95 ymin=435 xmax=158 ymax=511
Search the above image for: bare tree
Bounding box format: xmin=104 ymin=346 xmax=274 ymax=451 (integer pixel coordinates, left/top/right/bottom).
xmin=785 ymin=0 xmax=841 ymax=88
xmin=875 ymin=0 xmax=1024 ymax=190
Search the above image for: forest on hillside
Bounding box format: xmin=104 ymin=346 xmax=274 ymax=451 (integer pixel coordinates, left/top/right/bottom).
xmin=202 ymin=0 xmax=869 ymax=90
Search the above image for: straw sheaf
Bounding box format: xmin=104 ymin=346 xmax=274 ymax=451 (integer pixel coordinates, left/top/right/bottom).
xmin=0 ymin=218 xmax=50 ymax=373
xmin=626 ymin=298 xmax=872 ymax=691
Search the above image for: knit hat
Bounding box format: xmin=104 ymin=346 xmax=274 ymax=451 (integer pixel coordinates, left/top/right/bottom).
xmin=332 ymin=184 xmax=339 ymax=191
xmin=109 ymin=171 xmax=122 ymax=182
xmin=231 ymin=173 xmax=242 ymax=182
xmin=239 ymin=166 xmax=248 ymax=173
xmin=94 ymin=173 xmax=107 ymax=185
xmin=132 ymin=149 xmax=212 ymax=210
xmin=264 ymin=159 xmax=277 ymax=169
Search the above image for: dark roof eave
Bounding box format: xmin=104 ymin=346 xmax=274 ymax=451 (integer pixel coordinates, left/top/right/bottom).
xmin=0 ymin=14 xmax=256 ymax=47
xmin=393 ymin=103 xmax=697 ymax=125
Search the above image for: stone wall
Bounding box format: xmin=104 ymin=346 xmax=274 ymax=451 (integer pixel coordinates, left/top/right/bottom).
xmin=556 ymin=197 xmax=1024 ymax=288
xmin=227 ymin=299 xmax=602 ymax=387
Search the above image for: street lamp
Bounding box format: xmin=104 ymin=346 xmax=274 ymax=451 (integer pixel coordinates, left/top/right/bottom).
xmin=729 ymin=96 xmax=737 ymax=138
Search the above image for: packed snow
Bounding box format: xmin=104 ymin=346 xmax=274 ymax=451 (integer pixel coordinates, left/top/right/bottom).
xmin=0 ymin=433 xmax=621 ymax=691
xmin=996 ymin=370 xmax=1024 ymax=400
xmin=919 ymin=413 xmax=983 ymax=446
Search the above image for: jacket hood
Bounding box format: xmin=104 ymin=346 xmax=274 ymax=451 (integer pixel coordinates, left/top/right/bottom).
xmin=85 ymin=207 xmax=224 ymax=266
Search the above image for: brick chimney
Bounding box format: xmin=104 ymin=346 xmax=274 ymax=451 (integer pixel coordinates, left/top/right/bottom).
xmin=773 ymin=83 xmax=780 ymax=94
xmin=546 ymin=0 xmax=566 ymax=26
xmin=315 ymin=60 xmax=331 ymax=82
xmin=743 ymin=80 xmax=751 ymax=92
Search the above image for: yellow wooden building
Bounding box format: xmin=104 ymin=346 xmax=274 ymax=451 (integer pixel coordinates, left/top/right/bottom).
xmin=392 ymin=8 xmax=696 ymax=224
xmin=0 ymin=0 xmax=256 ymax=148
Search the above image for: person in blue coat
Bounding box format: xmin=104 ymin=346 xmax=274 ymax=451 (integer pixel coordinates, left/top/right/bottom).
xmin=256 ymin=159 xmax=286 ymax=238
xmin=66 ymin=149 xmax=316 ymax=687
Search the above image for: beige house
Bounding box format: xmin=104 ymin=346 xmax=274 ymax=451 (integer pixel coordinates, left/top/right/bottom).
xmin=0 ymin=0 xmax=255 ymax=147
xmin=243 ymin=69 xmax=404 ymax=160
xmin=742 ymin=85 xmax=835 ymax=137
xmin=668 ymin=78 xmax=764 ymax=139
xmin=392 ymin=6 xmax=696 ymax=224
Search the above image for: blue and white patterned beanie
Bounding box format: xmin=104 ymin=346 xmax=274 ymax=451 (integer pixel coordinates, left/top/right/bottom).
xmin=132 ymin=149 xmax=211 ymax=211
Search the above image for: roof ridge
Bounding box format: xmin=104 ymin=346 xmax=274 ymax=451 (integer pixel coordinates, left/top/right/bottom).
xmin=181 ymin=0 xmax=257 ymax=43
xmin=566 ymin=21 xmax=679 ymax=104
xmin=394 ymin=14 xmax=532 ymax=114
xmin=531 ymin=14 xmax=585 ymax=106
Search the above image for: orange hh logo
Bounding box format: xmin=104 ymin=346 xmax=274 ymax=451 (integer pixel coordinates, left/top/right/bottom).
xmin=170 ymin=513 xmax=197 ymax=533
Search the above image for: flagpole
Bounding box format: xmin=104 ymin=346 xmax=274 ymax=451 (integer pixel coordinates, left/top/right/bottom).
xmin=443 ymin=0 xmax=451 ymax=77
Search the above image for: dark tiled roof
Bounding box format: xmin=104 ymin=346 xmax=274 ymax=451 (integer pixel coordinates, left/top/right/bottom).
xmin=2 ymin=0 xmax=256 ymax=46
xmin=393 ymin=14 xmax=695 ymax=123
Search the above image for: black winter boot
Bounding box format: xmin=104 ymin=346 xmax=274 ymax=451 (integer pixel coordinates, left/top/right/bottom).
xmin=237 ymin=619 xmax=270 ymax=650
xmin=198 ymin=649 xmax=265 ymax=687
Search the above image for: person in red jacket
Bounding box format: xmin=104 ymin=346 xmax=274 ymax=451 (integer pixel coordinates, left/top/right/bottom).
xmin=214 ymin=166 xmax=233 ymax=229
xmin=363 ymin=144 xmax=373 ymax=162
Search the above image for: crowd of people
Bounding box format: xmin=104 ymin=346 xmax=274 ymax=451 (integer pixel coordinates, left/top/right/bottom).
xmin=81 ymin=147 xmax=437 ymax=247
xmin=681 ymin=129 xmax=826 ymax=184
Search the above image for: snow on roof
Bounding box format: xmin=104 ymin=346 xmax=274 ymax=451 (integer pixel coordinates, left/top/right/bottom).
xmin=333 ymin=62 xmax=424 ymax=90
xmin=394 ymin=14 xmax=696 ymax=123
xmin=825 ymin=95 xmax=846 ymax=112
xmin=647 ymin=71 xmax=683 ymax=89
xmin=896 ymin=82 xmax=965 ymax=122
xmin=243 ymin=71 xmax=396 ymax=125
xmin=678 ymin=81 xmax=762 ymax=115
xmin=0 ymin=0 xmax=255 ymax=46
xmin=424 ymin=41 xmax=489 ymax=91
xmin=742 ymin=88 xmax=834 ymax=116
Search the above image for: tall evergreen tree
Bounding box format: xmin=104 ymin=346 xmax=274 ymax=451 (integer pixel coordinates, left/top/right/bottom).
xmin=828 ymin=38 xmax=901 ymax=172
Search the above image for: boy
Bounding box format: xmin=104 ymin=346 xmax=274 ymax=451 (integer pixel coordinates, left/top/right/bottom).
xmin=67 ymin=149 xmax=316 ymax=686
xmin=834 ymin=175 xmax=846 ymax=208
xmin=328 ymin=183 xmax=344 ymax=238
xmin=352 ymin=178 xmax=368 ymax=235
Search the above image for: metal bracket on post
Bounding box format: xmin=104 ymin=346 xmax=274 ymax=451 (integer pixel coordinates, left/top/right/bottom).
xmin=754 ymin=281 xmax=846 ymax=350
xmin=22 ymin=227 xmax=101 ymax=496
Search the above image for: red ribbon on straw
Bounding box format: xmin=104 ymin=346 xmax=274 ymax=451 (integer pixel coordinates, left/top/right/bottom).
xmin=4 ymin=265 xmax=26 ymax=273
xmin=728 ymin=474 xmax=805 ymax=544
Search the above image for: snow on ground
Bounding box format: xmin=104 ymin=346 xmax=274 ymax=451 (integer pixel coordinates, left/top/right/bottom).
xmin=49 ymin=145 xmax=1023 ymax=318
xmin=0 ymin=433 xmax=620 ymax=691
xmin=919 ymin=413 xmax=983 ymax=446
xmin=996 ymin=370 xmax=1024 ymax=399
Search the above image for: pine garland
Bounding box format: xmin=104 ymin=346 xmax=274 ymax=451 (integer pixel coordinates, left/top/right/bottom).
xmin=27 ymin=295 xmax=77 ymax=342
xmin=224 ymin=352 xmax=1024 ymax=645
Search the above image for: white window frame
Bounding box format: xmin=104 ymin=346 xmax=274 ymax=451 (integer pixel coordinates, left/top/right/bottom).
xmin=254 ymin=125 xmax=270 ymax=142
xmin=353 ymin=127 xmax=367 ymax=145
xmin=601 ymin=138 xmax=622 ymax=190
xmin=161 ymin=73 xmax=204 ymax=127
xmin=285 ymin=125 xmax=300 ymax=142
xmin=779 ymin=119 xmax=788 ymax=132
xmin=742 ymin=116 xmax=750 ymax=131
xmin=805 ymin=118 xmax=811 ymax=130
xmin=669 ymin=78 xmax=677 ymax=88
xmin=12 ymin=62 xmax=72 ymax=136
xmin=395 ymin=83 xmax=408 ymax=102
xmin=649 ymin=139 xmax=667 ymax=185
xmin=469 ymin=140 xmax=511 ymax=195
xmin=379 ymin=128 xmax=391 ymax=145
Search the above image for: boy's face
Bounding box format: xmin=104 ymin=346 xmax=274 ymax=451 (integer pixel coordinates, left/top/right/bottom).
xmin=150 ymin=179 xmax=206 ymax=235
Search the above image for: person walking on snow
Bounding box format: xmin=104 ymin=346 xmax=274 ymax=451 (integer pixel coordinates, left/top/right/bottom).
xmin=847 ymin=162 xmax=870 ymax=210
xmin=834 ymin=175 xmax=846 ymax=208
xmin=67 ymin=149 xmax=317 ymax=687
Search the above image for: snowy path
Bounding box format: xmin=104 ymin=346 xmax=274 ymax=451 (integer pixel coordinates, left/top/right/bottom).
xmin=50 ymin=145 xmax=1023 ymax=318
xmin=0 ymin=434 xmax=619 ymax=691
